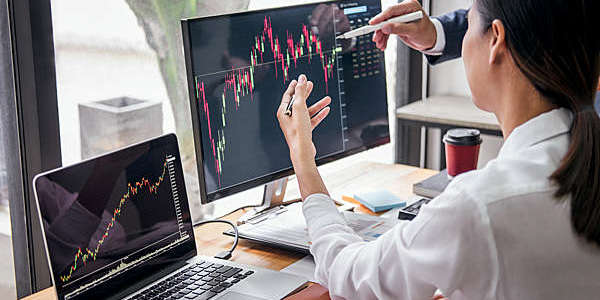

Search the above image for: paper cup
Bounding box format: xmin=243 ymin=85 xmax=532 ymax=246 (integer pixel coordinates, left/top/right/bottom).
xmin=443 ymin=129 xmax=482 ymax=178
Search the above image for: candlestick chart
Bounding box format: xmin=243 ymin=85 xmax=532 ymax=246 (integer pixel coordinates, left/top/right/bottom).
xmin=194 ymin=15 xmax=341 ymax=188
xmin=59 ymin=158 xmax=169 ymax=283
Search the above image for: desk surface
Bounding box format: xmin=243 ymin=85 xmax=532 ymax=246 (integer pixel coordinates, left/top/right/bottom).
xmin=396 ymin=96 xmax=501 ymax=132
xmin=23 ymin=162 xmax=436 ymax=300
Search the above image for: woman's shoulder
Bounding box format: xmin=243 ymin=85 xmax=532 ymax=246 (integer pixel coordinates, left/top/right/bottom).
xmin=443 ymin=154 xmax=558 ymax=206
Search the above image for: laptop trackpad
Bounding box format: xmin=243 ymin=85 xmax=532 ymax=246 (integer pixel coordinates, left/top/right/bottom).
xmin=217 ymin=291 xmax=268 ymax=300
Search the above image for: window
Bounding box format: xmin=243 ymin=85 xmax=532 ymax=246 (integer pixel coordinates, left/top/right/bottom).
xmin=0 ymin=1 xmax=18 ymax=296
xmin=51 ymin=0 xmax=396 ymax=223
xmin=51 ymin=0 xmax=256 ymax=221
xmin=0 ymin=124 xmax=17 ymax=300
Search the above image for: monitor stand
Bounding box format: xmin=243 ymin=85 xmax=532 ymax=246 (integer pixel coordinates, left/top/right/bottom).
xmin=237 ymin=177 xmax=301 ymax=224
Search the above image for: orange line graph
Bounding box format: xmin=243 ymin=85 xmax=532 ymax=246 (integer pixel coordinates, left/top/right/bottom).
xmin=59 ymin=158 xmax=169 ymax=283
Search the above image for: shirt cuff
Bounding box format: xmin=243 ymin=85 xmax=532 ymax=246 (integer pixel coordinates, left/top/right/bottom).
xmin=302 ymin=193 xmax=347 ymax=230
xmin=421 ymin=18 xmax=445 ymax=56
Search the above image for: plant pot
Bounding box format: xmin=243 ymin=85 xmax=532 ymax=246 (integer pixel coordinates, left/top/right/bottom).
xmin=78 ymin=97 xmax=163 ymax=159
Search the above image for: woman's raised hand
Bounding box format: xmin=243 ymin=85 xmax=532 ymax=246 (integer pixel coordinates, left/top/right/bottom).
xmin=277 ymin=74 xmax=331 ymax=165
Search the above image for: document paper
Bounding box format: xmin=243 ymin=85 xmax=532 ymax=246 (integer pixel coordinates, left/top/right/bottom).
xmin=235 ymin=202 xmax=399 ymax=251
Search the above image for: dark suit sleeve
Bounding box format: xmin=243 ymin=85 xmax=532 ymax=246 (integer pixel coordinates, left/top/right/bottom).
xmin=426 ymin=9 xmax=469 ymax=65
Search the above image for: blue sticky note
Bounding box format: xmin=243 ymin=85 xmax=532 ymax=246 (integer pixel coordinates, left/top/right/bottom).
xmin=354 ymin=190 xmax=406 ymax=213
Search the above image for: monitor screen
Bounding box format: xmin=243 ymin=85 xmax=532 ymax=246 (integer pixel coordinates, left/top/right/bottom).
xmin=34 ymin=134 xmax=196 ymax=300
xmin=183 ymin=0 xmax=389 ymax=202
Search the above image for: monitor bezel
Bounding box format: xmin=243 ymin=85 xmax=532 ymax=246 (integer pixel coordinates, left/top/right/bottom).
xmin=32 ymin=133 xmax=197 ymax=300
xmin=181 ymin=0 xmax=390 ymax=204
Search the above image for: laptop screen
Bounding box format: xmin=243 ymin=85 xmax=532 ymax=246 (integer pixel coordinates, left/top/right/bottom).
xmin=34 ymin=134 xmax=196 ymax=300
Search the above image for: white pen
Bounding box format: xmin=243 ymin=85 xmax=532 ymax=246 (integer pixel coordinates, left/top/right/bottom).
xmin=284 ymin=95 xmax=296 ymax=116
xmin=336 ymin=11 xmax=423 ymax=39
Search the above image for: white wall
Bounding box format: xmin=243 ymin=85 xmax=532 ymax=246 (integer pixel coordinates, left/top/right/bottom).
xmin=426 ymin=0 xmax=504 ymax=170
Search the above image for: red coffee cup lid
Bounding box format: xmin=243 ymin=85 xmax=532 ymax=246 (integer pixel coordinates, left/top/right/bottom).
xmin=443 ymin=128 xmax=482 ymax=146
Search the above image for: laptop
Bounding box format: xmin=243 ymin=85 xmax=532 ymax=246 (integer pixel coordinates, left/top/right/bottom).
xmin=33 ymin=134 xmax=307 ymax=300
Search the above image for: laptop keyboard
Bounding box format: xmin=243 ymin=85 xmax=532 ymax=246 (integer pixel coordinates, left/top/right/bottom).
xmin=130 ymin=260 xmax=254 ymax=300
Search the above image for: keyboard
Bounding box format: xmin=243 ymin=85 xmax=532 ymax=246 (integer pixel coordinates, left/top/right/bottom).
xmin=130 ymin=260 xmax=254 ymax=300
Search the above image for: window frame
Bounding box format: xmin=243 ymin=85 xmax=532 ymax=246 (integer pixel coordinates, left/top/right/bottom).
xmin=6 ymin=0 xmax=61 ymax=296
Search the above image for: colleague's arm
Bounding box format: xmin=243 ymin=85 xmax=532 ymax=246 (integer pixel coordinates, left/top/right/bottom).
xmin=370 ymin=0 xmax=437 ymax=52
xmin=426 ymin=9 xmax=468 ymax=65
xmin=370 ymin=0 xmax=468 ymax=65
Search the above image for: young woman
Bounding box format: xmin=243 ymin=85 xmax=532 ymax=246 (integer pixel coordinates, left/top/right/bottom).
xmin=276 ymin=0 xmax=600 ymax=299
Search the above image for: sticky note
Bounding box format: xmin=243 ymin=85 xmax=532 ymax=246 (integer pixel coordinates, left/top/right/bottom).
xmin=353 ymin=190 xmax=406 ymax=213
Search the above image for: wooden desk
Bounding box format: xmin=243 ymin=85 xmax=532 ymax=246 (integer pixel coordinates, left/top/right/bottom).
xmin=24 ymin=162 xmax=436 ymax=300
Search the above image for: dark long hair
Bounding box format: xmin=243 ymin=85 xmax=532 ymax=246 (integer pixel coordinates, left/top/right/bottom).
xmin=476 ymin=0 xmax=600 ymax=245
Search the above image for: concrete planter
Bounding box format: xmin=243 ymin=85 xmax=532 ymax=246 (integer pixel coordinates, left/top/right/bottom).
xmin=79 ymin=97 xmax=163 ymax=159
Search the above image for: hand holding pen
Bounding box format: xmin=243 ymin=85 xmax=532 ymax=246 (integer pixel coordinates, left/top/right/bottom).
xmin=281 ymin=75 xmax=331 ymax=122
xmin=336 ymin=11 xmax=423 ymax=40
xmin=277 ymin=74 xmax=332 ymax=198
xmin=284 ymin=95 xmax=296 ymax=116
xmin=277 ymin=74 xmax=331 ymax=158
xmin=368 ymin=0 xmax=437 ymax=51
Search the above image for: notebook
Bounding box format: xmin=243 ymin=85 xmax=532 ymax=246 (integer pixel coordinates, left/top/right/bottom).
xmin=412 ymin=170 xmax=451 ymax=198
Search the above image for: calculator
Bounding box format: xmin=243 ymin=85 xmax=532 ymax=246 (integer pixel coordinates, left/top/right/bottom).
xmin=397 ymin=198 xmax=432 ymax=220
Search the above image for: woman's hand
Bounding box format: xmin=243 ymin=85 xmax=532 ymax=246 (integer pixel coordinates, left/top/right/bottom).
xmin=277 ymin=74 xmax=331 ymax=199
xmin=277 ymin=74 xmax=331 ymax=165
xmin=370 ymin=0 xmax=436 ymax=51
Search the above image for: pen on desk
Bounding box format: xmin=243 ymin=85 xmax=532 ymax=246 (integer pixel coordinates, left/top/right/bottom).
xmin=284 ymin=95 xmax=296 ymax=116
xmin=247 ymin=206 xmax=288 ymax=225
xmin=336 ymin=11 xmax=423 ymax=40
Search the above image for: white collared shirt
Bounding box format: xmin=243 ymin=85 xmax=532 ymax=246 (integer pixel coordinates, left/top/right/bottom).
xmin=421 ymin=18 xmax=445 ymax=56
xmin=302 ymin=108 xmax=600 ymax=300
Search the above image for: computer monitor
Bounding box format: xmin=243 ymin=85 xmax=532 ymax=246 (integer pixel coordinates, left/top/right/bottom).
xmin=182 ymin=0 xmax=389 ymax=204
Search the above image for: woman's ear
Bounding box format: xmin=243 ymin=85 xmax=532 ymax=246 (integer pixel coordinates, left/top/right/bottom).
xmin=489 ymin=19 xmax=506 ymax=65
xmin=597 ymin=78 xmax=600 ymax=91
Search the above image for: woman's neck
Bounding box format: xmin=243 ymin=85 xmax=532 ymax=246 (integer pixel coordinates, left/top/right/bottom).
xmin=494 ymin=76 xmax=558 ymax=139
